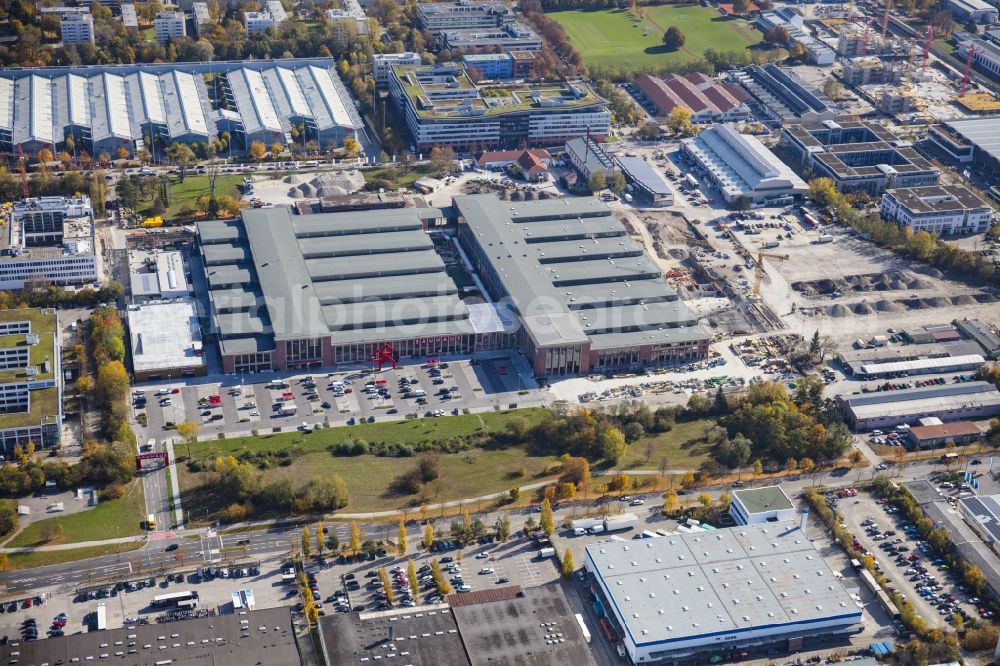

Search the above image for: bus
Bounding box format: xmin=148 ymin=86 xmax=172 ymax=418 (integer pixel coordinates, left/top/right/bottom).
xmin=152 ymin=590 xmax=200 ymax=609
xmin=146 ymin=513 xmax=156 ymax=530
xmin=940 ymin=452 xmax=959 ymax=463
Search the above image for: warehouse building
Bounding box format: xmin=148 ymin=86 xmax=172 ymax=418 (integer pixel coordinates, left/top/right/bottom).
xmin=836 ymin=381 xmax=1000 ymax=430
xmin=780 ymin=121 xmax=939 ymax=196
xmin=680 ymin=124 xmax=808 ymax=204
xmin=836 ymin=341 xmax=984 ymax=376
xmin=945 ymin=0 xmax=998 ymax=24
xmin=388 ymin=64 xmax=609 ymax=152
xmin=729 ymin=485 xmax=797 ymax=525
xmin=128 ymin=300 xmax=207 ymax=381
xmin=728 ymin=64 xmax=839 ymax=124
xmin=906 ymin=420 xmax=982 ymax=448
xmin=634 ymin=73 xmax=749 ymax=122
xmin=958 ymin=495 xmax=1000 ymax=555
xmin=584 ymin=521 xmax=862 ymax=664
xmin=932 ymin=116 xmax=1000 ymax=181
xmin=198 ymin=194 xmax=708 ymax=377
xmin=566 ymin=137 xmax=617 ymax=183
xmin=0 ymin=60 xmax=362 ymax=158
xmin=855 ymin=353 xmax=985 ymax=379
xmin=0 ymin=309 xmax=62 ymax=452
xmin=954 ymin=319 xmax=1000 ymax=359
xmin=616 ymin=156 xmax=673 ymax=207
xmin=880 ymin=185 xmax=994 ymax=236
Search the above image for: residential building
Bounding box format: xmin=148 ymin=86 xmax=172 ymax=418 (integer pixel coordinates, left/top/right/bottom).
xmin=373 ymin=52 xmax=422 ymax=85
xmin=476 ymin=148 xmax=550 ymax=170
xmin=443 ymin=22 xmax=542 ymax=53
xmin=191 ymin=1 xmax=211 ymax=37
xmin=906 ymin=421 xmax=982 ymax=448
xmin=119 ymin=3 xmax=138 ymax=31
xmin=60 ymin=12 xmax=94 ymax=44
xmin=945 ymin=0 xmax=998 ymax=24
xmin=326 ymin=0 xmax=369 ymax=35
xmin=244 ymin=1 xmax=287 ymax=34
xmin=154 ymin=11 xmax=187 ymax=44
xmin=128 ymin=300 xmax=207 ymax=381
xmin=756 ymin=9 xmax=836 ymax=64
xmin=634 ymin=73 xmax=749 ymax=122
xmin=584 ymin=520 xmax=862 ymax=664
xmin=680 ymin=124 xmax=808 ymax=204
xmin=196 ymin=194 xmax=708 ymax=377
xmin=565 ymin=137 xmax=617 ymax=182
xmin=954 ymin=318 xmax=1000 ymax=359
xmin=1 ymin=196 xmax=98 ymax=290
xmin=0 ymin=309 xmax=63 ymax=452
xmin=728 ymin=64 xmax=839 ymax=124
xmin=388 ymin=64 xmax=609 ymax=151
xmin=616 ymin=156 xmax=673 ymax=207
xmin=880 ymin=185 xmax=994 ymax=235
xmin=780 ymin=121 xmax=940 ymax=196
xmin=729 ymin=485 xmax=797 ymax=525
xmin=836 ymin=381 xmax=1000 ymax=430
xmin=415 ymin=1 xmax=512 ymax=32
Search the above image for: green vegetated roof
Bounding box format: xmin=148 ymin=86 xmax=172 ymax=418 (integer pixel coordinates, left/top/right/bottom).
xmin=733 ymin=485 xmax=794 ymax=514
xmin=0 ymin=308 xmax=59 ymax=430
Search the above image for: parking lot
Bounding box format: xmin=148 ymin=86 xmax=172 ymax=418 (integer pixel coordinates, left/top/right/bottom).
xmin=834 ymin=488 xmax=985 ymax=629
xmin=137 ymin=355 xmax=541 ymax=442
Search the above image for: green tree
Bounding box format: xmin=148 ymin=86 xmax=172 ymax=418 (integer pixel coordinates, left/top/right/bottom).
xmin=588 ymin=171 xmax=607 ymax=193
xmin=165 ymin=143 xmax=196 ymax=182
xmin=808 ymin=177 xmax=840 ymax=209
xmin=540 ymin=498 xmax=555 ymax=536
xmin=662 ymin=26 xmax=685 ymax=51
xmin=495 ymin=513 xmax=511 ymax=542
xmin=609 ymin=171 xmax=626 ymax=194
xmin=698 ymin=493 xmax=713 ymax=508
xmin=509 ymin=487 xmax=521 ymax=503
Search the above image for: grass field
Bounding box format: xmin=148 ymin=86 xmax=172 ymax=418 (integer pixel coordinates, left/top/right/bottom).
xmin=8 ymin=543 xmax=143 ymax=571
xmin=178 ymin=409 xmax=717 ymax=517
xmin=7 ymin=480 xmax=146 ymax=548
xmin=363 ymin=164 xmax=436 ymax=189
xmin=548 ymin=6 xmax=759 ymax=68
xmin=137 ymin=174 xmax=245 ymax=219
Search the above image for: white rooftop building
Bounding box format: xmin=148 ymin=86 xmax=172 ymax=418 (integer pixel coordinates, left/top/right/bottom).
xmin=680 ymin=124 xmax=808 ymax=203
xmin=128 ymin=300 xmax=207 ymax=381
xmin=584 ymin=521 xmax=862 ymax=663
xmin=60 ymin=12 xmax=94 ymax=45
xmin=245 ymin=0 xmax=287 ymax=34
xmin=326 ymin=0 xmax=368 ymax=34
xmin=154 ymin=11 xmax=187 ymax=44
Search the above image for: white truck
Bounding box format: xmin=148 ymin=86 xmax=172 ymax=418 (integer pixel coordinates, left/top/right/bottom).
xmin=537 ymin=547 xmax=556 ymax=559
xmin=603 ymin=513 xmax=639 ymax=533
xmin=570 ymin=517 xmax=604 ymax=531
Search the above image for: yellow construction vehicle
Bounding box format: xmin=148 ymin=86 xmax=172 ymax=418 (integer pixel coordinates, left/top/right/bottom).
xmin=753 ymin=250 xmax=789 ymax=296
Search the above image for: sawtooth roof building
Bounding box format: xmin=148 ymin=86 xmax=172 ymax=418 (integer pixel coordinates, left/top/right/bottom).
xmin=728 ymin=64 xmax=839 ymax=124
xmin=780 ymin=120 xmax=939 ymax=196
xmin=634 ymin=73 xmax=749 ymax=122
xmin=836 ymin=381 xmax=1000 ymax=430
xmin=197 ymin=194 xmax=708 ymax=377
xmin=584 ymin=521 xmax=862 ymax=664
xmin=0 ymin=60 xmax=363 ymax=158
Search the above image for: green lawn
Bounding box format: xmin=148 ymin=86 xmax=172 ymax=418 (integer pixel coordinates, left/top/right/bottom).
xmin=616 ymin=418 xmax=715 ymax=471
xmin=363 ymin=164 xmax=436 ymax=190
xmin=934 ymin=38 xmax=956 ymax=57
xmin=178 ymin=409 xmax=717 ymax=517
xmin=548 ymin=6 xmax=759 ymax=69
xmin=8 ymin=543 xmax=143 ymax=571
xmin=138 ymin=174 xmax=245 ymax=219
xmin=7 ymin=480 xmax=146 ymax=547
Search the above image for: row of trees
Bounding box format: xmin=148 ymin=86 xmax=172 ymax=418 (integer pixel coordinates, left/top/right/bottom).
xmin=0 ymin=283 xmax=121 ymax=311
xmin=90 ymin=307 xmax=135 ymax=446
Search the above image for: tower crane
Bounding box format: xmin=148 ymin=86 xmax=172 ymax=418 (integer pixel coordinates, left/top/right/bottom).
xmin=921 ymin=26 xmax=933 ymax=74
xmin=753 ymin=250 xmax=789 ymax=297
xmin=960 ymin=44 xmax=976 ymax=96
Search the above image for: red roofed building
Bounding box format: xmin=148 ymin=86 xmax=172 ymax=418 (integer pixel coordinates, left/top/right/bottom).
xmin=635 ymin=73 xmax=750 ymax=123
xmin=477 ymin=148 xmax=551 ymax=180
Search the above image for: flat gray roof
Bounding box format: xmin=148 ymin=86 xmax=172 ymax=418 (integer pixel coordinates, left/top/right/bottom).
xmin=0 ymin=607 xmax=301 ymax=666
xmin=585 ymin=521 xmax=861 ymax=650
xmin=946 ymin=117 xmax=1000 ymax=167
xmin=733 ymin=485 xmax=794 ymax=513
xmin=455 ymin=194 xmax=707 ymax=350
xmin=617 ymin=156 xmax=672 ymax=196
xmin=958 ymin=494 xmax=1000 ymax=550
xmin=321 ymin=607 xmax=468 ymax=666
xmin=128 ymin=300 xmax=206 ymax=373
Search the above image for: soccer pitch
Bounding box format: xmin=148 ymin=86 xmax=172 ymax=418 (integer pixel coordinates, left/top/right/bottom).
xmin=548 ymin=6 xmax=760 ymax=68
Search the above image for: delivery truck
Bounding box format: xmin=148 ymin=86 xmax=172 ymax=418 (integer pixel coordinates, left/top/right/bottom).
xmin=603 ymin=513 xmax=639 ymax=533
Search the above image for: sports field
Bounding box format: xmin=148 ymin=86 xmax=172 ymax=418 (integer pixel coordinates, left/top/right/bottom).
xmin=548 ymin=6 xmax=760 ymax=68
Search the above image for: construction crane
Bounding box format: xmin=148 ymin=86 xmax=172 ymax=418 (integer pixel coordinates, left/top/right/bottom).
xmin=921 ymin=26 xmax=933 ymax=74
xmin=753 ymin=250 xmax=789 ymax=297
xmin=960 ymin=44 xmax=976 ymax=96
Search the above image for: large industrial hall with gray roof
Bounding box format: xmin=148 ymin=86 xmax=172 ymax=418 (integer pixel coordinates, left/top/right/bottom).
xmin=197 ymin=194 xmax=708 ymax=376
xmin=0 ymin=59 xmax=363 ymax=158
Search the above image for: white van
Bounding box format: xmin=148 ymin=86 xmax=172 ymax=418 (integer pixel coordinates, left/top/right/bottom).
xmin=573 ymin=527 xmax=587 ymax=536
xmin=412 ymin=389 xmax=427 ymax=398
xmin=588 ymin=525 xmax=605 ymax=535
